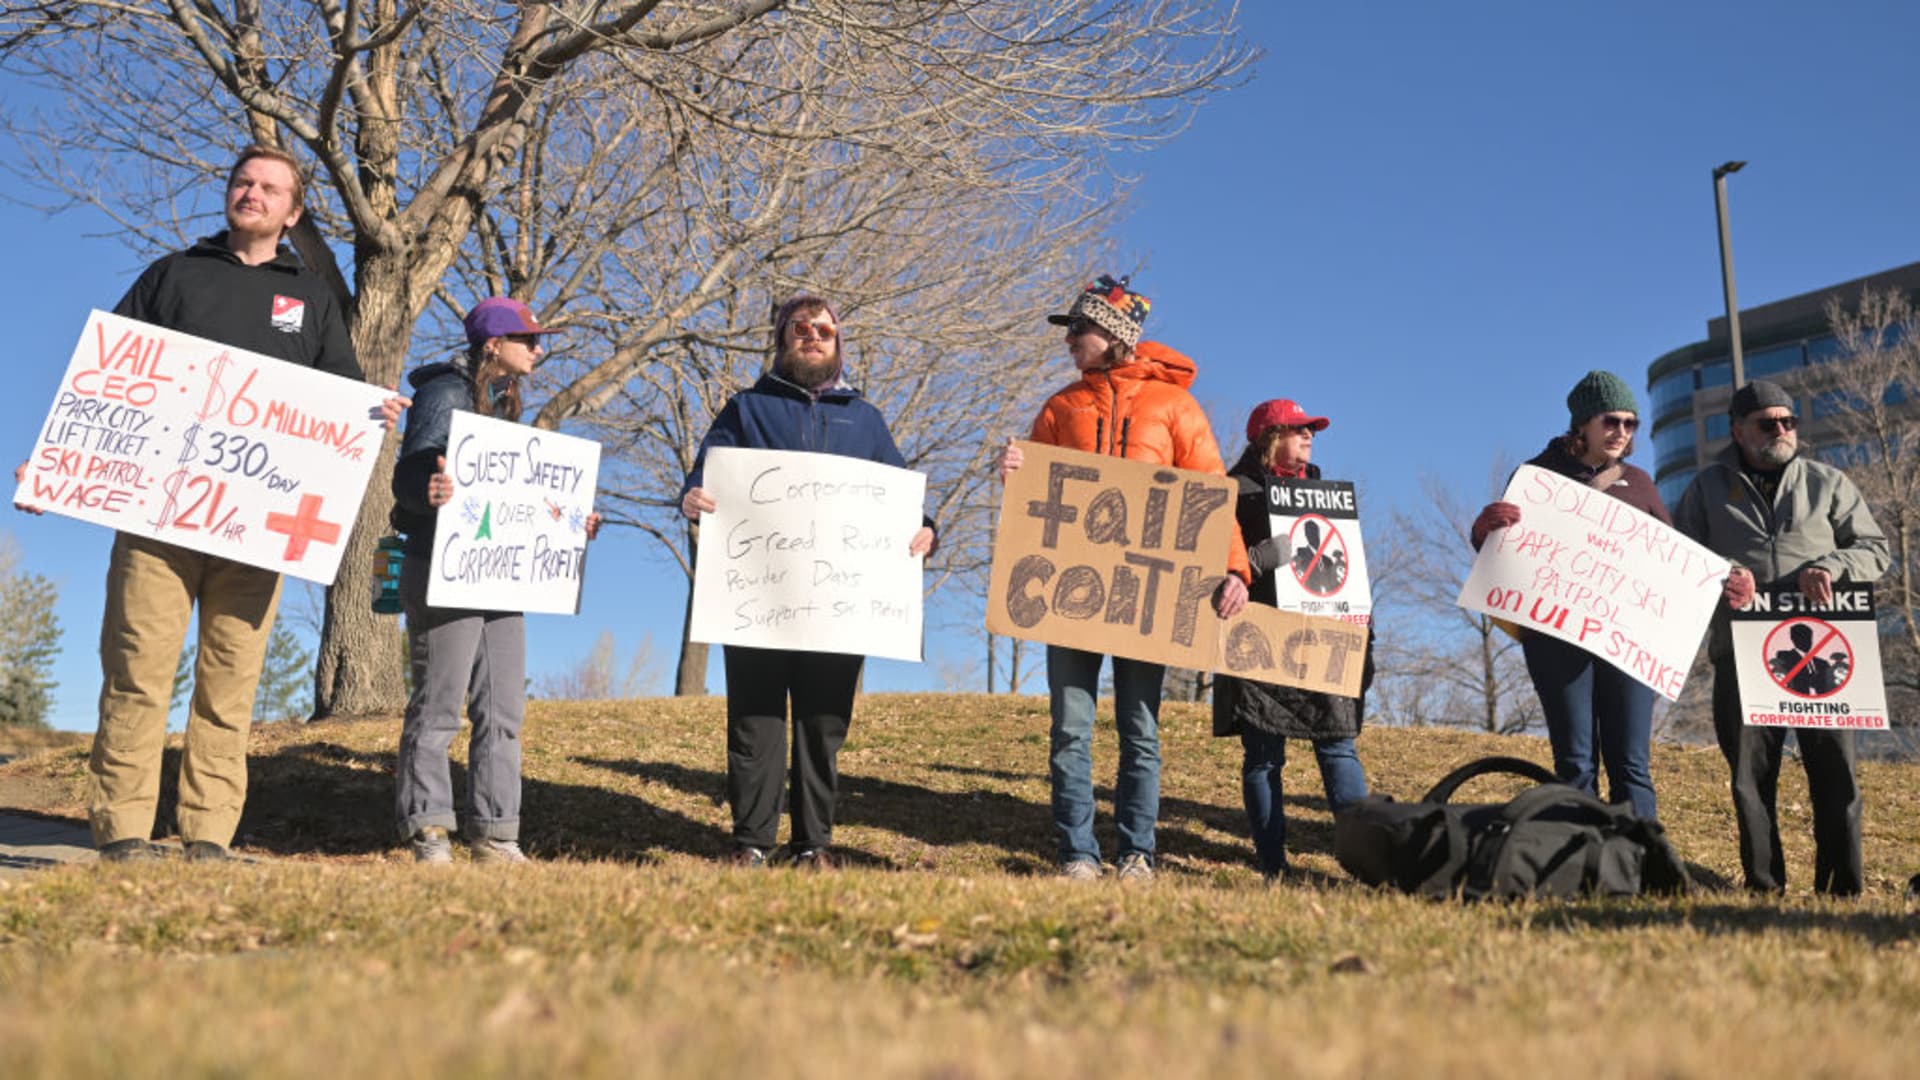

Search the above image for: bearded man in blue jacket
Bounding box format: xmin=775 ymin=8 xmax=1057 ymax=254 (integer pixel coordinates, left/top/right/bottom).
xmin=680 ymin=295 xmax=935 ymax=869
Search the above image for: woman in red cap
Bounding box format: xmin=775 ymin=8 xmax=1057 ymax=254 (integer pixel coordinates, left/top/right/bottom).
xmin=389 ymin=296 xmax=601 ymax=864
xmin=999 ymin=274 xmax=1249 ymax=883
xmin=1212 ymin=399 xmax=1371 ymax=881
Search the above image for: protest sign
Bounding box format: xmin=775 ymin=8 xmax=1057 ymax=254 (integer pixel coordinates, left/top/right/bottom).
xmin=425 ymin=411 xmax=601 ymax=615
xmin=1729 ymin=585 xmax=1888 ymax=730
xmin=986 ymin=441 xmax=1366 ymax=697
xmin=689 ymin=447 xmax=927 ymax=662
xmin=13 ymin=310 xmax=388 ymax=585
xmin=1455 ymin=464 xmax=1728 ymax=700
xmin=1267 ymin=477 xmax=1372 ymax=622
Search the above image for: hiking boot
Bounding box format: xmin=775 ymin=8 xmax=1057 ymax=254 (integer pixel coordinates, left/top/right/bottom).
xmin=727 ymin=845 xmax=769 ymax=869
xmin=1115 ymin=853 xmax=1154 ymax=883
xmin=1060 ymin=859 xmax=1101 ymax=882
xmin=96 ymin=838 xmax=159 ymax=864
xmin=183 ymin=841 xmax=233 ymax=863
xmin=791 ymin=847 xmax=838 ymax=871
xmin=470 ymin=838 xmax=530 ymax=865
xmin=411 ymin=826 xmax=454 ymax=865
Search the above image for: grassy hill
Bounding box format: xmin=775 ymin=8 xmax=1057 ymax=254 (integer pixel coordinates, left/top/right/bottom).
xmin=3 ymin=695 xmax=1918 ymax=1077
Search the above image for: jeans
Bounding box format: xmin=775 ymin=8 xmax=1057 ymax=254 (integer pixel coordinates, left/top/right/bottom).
xmin=1521 ymin=632 xmax=1657 ymax=820
xmin=1047 ymin=645 xmax=1163 ymax=866
xmin=1239 ymin=730 xmax=1369 ymax=876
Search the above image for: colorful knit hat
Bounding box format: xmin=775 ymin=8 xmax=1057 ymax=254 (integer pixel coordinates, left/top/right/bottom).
xmin=1046 ymin=274 xmax=1150 ymax=347
xmin=1565 ymin=370 xmax=1638 ymax=427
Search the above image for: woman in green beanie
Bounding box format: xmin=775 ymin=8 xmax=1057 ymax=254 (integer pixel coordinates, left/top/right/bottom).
xmin=1468 ymin=370 xmax=1670 ymax=819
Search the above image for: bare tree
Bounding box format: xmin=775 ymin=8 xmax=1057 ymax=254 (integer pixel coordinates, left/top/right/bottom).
xmin=1369 ymin=471 xmax=1540 ymax=735
xmin=536 ymin=628 xmax=662 ymax=700
xmin=1 ymin=1 xmax=1254 ymax=710
xmin=1819 ymin=289 xmax=1920 ymax=719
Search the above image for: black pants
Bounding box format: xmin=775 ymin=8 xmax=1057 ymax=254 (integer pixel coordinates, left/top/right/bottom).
xmin=723 ymin=645 xmax=864 ymax=851
xmin=1711 ymin=655 xmax=1862 ymax=895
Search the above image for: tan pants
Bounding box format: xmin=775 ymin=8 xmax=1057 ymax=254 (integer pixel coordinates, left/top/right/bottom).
xmin=88 ymin=532 xmax=282 ymax=847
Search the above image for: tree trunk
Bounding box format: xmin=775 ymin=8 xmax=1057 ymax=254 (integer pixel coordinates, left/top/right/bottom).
xmin=674 ymin=521 xmax=709 ymax=695
xmin=312 ymin=247 xmax=411 ymax=719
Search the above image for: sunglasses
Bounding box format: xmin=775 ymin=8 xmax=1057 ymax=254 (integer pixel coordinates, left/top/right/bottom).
xmin=1065 ymin=317 xmax=1101 ymax=338
xmin=1596 ymin=414 xmax=1640 ymax=434
xmin=1752 ymin=415 xmax=1798 ymax=435
xmin=504 ymin=333 xmax=543 ymax=347
xmin=787 ymin=320 xmax=837 ymax=341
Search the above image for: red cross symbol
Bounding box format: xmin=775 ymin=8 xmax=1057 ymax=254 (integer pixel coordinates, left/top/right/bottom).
xmin=265 ymin=493 xmax=343 ymax=562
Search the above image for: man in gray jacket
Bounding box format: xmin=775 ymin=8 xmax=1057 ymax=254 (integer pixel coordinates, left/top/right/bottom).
xmin=1673 ymin=379 xmax=1890 ymax=895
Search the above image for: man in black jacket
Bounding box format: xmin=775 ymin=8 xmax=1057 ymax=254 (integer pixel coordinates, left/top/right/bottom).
xmin=79 ymin=147 xmax=393 ymax=863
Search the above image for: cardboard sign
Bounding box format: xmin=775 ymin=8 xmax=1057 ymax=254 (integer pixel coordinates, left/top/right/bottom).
xmin=986 ymin=441 xmax=1365 ymax=697
xmin=689 ymin=447 xmax=927 ymax=661
xmin=1456 ymin=464 xmax=1728 ymax=700
xmin=1267 ymin=477 xmax=1372 ymax=622
xmin=425 ymin=411 xmax=601 ymax=614
xmin=1730 ymin=586 xmax=1888 ymax=730
xmin=13 ymin=310 xmax=388 ymax=584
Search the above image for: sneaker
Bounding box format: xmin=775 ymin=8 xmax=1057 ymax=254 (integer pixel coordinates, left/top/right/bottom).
xmin=1115 ymin=853 xmax=1154 ymax=883
xmin=183 ymin=841 xmax=232 ymax=863
xmin=727 ymin=845 xmax=769 ymax=868
xmin=410 ymin=826 xmax=454 ymax=865
xmin=96 ymin=838 xmax=159 ymax=863
xmin=791 ymin=847 xmax=838 ymax=871
xmin=470 ymin=838 xmax=530 ymax=865
xmin=1060 ymin=858 xmax=1101 ymax=881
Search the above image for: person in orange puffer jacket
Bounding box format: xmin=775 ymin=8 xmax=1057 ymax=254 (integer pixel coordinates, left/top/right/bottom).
xmin=999 ymin=274 xmax=1250 ymax=883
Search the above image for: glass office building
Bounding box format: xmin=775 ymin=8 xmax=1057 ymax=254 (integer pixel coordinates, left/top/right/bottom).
xmin=1646 ymin=261 xmax=1920 ymax=508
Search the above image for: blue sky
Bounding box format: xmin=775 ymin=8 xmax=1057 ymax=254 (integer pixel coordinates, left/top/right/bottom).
xmin=6 ymin=2 xmax=1918 ymax=730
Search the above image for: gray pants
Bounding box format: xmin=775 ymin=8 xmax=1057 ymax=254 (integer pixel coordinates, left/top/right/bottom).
xmin=395 ymin=553 xmax=525 ymax=842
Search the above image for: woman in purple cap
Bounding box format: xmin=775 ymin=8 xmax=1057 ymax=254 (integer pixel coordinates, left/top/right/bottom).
xmin=389 ymin=297 xmax=601 ymax=864
xmin=1470 ymin=370 xmax=1666 ymax=820
xmin=1212 ymin=399 xmax=1371 ymax=882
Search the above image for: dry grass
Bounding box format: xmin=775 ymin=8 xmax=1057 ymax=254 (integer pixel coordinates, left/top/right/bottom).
xmin=3 ymin=694 xmax=1919 ymax=1078
xmin=0 ymin=725 xmax=86 ymax=759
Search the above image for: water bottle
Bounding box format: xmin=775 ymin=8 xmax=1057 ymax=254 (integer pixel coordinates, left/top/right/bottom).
xmin=372 ymin=535 xmax=405 ymax=614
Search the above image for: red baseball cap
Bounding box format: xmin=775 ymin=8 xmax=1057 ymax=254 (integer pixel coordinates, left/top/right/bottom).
xmin=1246 ymin=399 xmax=1329 ymax=441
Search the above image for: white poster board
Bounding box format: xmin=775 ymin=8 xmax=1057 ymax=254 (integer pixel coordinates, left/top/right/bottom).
xmin=13 ymin=310 xmax=388 ymax=584
xmin=689 ymin=447 xmax=926 ymax=661
xmin=1730 ymin=585 xmax=1888 ymax=730
xmin=1266 ymin=477 xmax=1372 ymax=623
xmin=425 ymin=410 xmax=601 ymax=615
xmin=1455 ymin=464 xmax=1728 ymax=700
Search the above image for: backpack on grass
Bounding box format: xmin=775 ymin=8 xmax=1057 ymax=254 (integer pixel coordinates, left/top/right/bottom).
xmin=1333 ymin=755 xmax=1692 ymax=900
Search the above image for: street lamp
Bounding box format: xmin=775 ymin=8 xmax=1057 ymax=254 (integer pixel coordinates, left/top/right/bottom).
xmin=1713 ymin=160 xmax=1747 ymax=387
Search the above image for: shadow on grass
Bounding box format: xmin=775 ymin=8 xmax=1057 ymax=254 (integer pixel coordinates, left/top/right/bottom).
xmin=584 ymin=755 xmax=1263 ymax=873
xmin=1521 ymin=902 xmax=1920 ymax=942
xmin=152 ymin=740 xmax=727 ymax=863
xmin=137 ymin=731 xmax=1319 ymax=875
